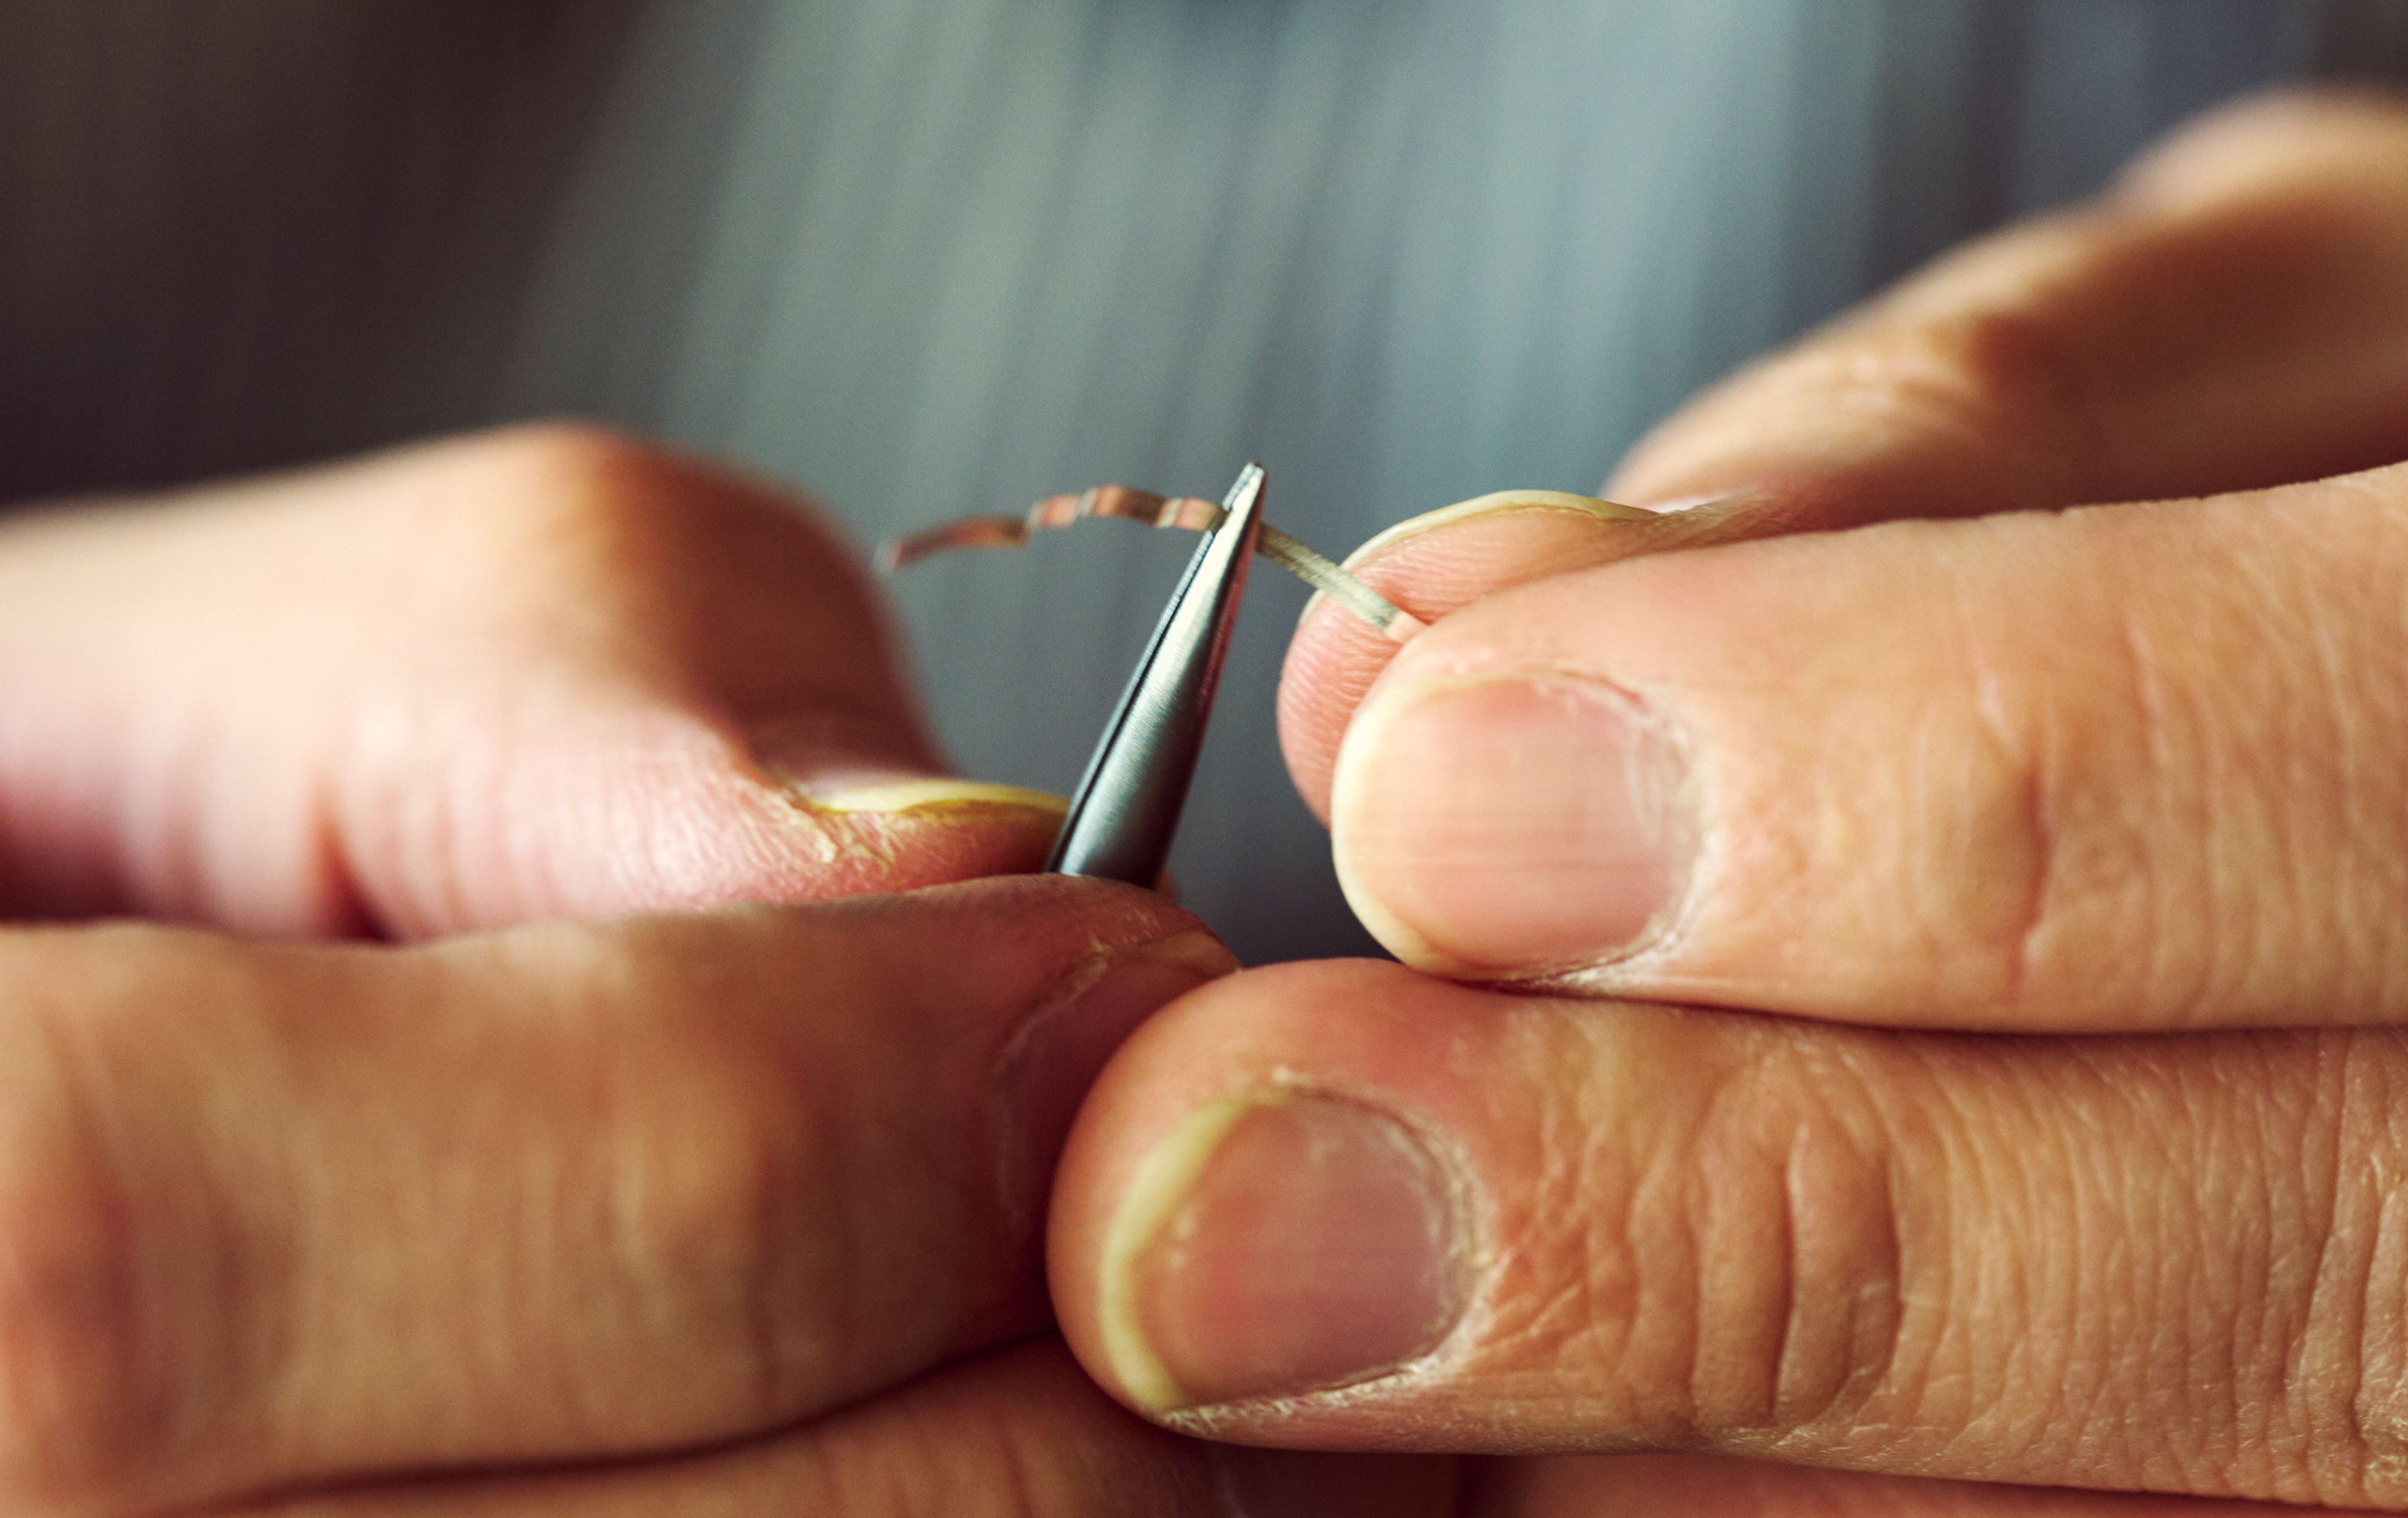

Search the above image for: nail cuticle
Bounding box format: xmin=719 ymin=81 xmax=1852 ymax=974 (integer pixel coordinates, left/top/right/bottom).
xmin=1616 ymin=487 xmax=1765 ymax=516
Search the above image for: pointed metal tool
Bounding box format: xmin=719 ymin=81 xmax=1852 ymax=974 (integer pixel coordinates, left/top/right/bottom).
xmin=1045 ymin=463 xmax=1266 ymax=884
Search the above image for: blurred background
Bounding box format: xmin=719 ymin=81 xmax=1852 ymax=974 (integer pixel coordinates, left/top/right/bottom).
xmin=3 ymin=0 xmax=2404 ymax=963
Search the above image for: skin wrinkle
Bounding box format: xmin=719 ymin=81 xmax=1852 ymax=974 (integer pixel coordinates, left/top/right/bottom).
xmin=303 ymin=713 xmax=386 ymax=939
xmin=2340 ymin=1035 xmax=2408 ymax=1508
xmin=1955 ymin=580 xmax=2048 ymax=1019
xmin=2063 ymin=1051 xmax=2136 ymax=1484
xmin=985 ymin=945 xmax=1116 ymax=1259
xmin=2203 ymin=1038 xmax=2326 ymax=1502
xmin=1843 ymin=1049 xmax=1925 ymax=1464
xmin=1683 ymin=1047 xmax=1780 ymax=1436
xmin=1520 ymin=1070 xmax=1642 ymax=1427
xmin=1802 ymin=1095 xmax=1909 ymax=1447
xmin=2236 ymin=1038 xmax=2298 ymax=1493
xmin=2189 ymin=1044 xmax=2263 ymax=1495
xmin=2093 ymin=1041 xmax=2185 ymax=1481
xmin=2064 ymin=1046 xmax=2121 ymax=1478
xmin=1445 ymin=1013 xmax=1628 ymax=1432
xmin=1640 ymin=1044 xmax=1717 ymax=1446
xmin=2356 ymin=1082 xmax=2408 ymax=1508
xmin=1682 ymin=1035 xmax=1915 ymax=1455
xmin=1763 ymin=1120 xmax=1801 ymax=1438
xmin=1909 ymin=1038 xmax=2034 ymax=1475
xmin=2111 ymin=597 xmax=2187 ymax=1029
xmin=2276 ymin=1037 xmax=2358 ymax=1503
xmin=2287 ymin=1036 xmax=2368 ymax=1507
xmin=2123 ymin=1043 xmax=2215 ymax=1494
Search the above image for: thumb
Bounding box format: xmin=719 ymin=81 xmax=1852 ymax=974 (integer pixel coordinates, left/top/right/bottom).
xmin=0 ymin=425 xmax=1062 ymax=938
xmin=1280 ymin=89 xmax=2408 ymax=820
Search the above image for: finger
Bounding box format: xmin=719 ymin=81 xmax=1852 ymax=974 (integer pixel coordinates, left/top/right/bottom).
xmin=1326 ymin=465 xmax=2408 ymax=1030
xmin=1277 ymin=491 xmax=1724 ymax=825
xmin=1469 ymin=1454 xmax=2311 ymax=1517
xmin=0 ymin=877 xmax=1232 ymax=1515
xmin=1611 ymin=89 xmax=2408 ymax=523
xmin=1280 ymin=89 xmax=2408 ymax=817
xmin=0 ymin=424 xmax=1062 ymax=938
xmin=1051 ymin=961 xmax=2408 ymax=1508
xmin=226 ymin=1341 xmax=1458 ymax=1518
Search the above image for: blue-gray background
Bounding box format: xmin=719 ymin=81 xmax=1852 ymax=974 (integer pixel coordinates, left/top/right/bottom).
xmin=4 ymin=1 xmax=2404 ymax=962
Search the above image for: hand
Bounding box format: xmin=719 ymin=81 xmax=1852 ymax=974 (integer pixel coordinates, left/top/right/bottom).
xmin=1049 ymin=91 xmax=2408 ymax=1510
xmin=0 ymin=424 xmax=1066 ymax=935
xmin=0 ymin=429 xmax=1452 ymax=1515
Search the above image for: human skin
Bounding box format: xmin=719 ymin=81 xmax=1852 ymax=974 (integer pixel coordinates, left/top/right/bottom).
xmin=0 ymin=428 xmax=1456 ymax=1516
xmin=1048 ymin=91 xmax=2408 ymax=1510
xmin=15 ymin=87 xmax=2408 ymax=1518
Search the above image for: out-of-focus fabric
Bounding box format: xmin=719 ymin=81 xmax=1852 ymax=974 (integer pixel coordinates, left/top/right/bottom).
xmin=3 ymin=0 xmax=2403 ymax=960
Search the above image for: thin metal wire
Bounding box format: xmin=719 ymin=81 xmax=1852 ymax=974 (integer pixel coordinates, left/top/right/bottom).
xmin=876 ymin=480 xmax=1421 ymax=643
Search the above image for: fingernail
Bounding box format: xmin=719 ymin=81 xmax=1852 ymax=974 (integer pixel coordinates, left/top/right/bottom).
xmin=1332 ymin=673 xmax=1692 ymax=975
xmin=762 ymin=775 xmax=1069 ymax=890
xmin=1098 ymin=1093 xmax=1470 ymax=1412
xmin=992 ymin=932 xmax=1238 ymax=1246
xmin=746 ymin=711 xmax=1068 ymax=820
xmin=801 ymin=776 xmax=1068 ymax=819
xmin=1297 ymin=494 xmax=1657 ymax=643
xmin=1340 ymin=490 xmax=1652 ymax=572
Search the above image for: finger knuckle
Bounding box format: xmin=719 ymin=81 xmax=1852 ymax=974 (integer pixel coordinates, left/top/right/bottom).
xmin=1936 ymin=558 xmax=2193 ymax=1022
xmin=1496 ymin=1025 xmax=1918 ymax=1450
xmin=1890 ymin=297 xmax=2112 ymax=490
xmin=432 ymin=423 xmax=746 ymax=586
xmin=580 ymin=935 xmax=841 ymax=1423
xmin=403 ymin=424 xmax=846 ymax=643
xmin=1684 ymin=1039 xmax=1915 ymax=1443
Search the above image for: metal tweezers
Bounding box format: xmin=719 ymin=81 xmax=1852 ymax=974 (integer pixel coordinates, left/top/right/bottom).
xmin=1045 ymin=463 xmax=1266 ymax=884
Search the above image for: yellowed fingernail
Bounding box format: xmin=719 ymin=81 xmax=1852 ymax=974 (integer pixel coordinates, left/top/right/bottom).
xmin=803 ymin=778 xmax=1068 ymax=817
xmin=1096 ymin=1090 xmax=1469 ymax=1414
xmin=1097 ymin=1095 xmax=1266 ymax=1411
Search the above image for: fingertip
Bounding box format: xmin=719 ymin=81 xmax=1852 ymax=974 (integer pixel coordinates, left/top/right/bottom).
xmin=1049 ymin=960 xmax=1477 ymax=1421
xmin=1279 ymin=493 xmax=1668 ymax=818
xmin=1329 ymin=665 xmax=1693 ymax=981
xmin=2116 ymin=85 xmax=2408 ymax=213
